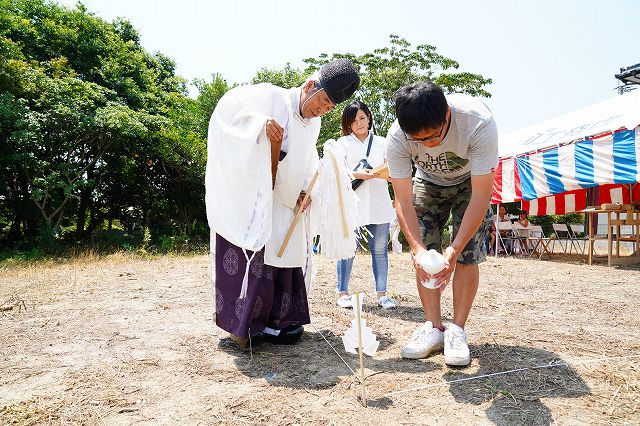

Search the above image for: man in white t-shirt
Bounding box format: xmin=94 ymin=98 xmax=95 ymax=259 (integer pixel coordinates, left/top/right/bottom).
xmin=386 ymin=81 xmax=498 ymax=366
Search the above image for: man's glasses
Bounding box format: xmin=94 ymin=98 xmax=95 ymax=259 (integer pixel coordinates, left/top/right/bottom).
xmin=404 ymin=116 xmax=448 ymax=143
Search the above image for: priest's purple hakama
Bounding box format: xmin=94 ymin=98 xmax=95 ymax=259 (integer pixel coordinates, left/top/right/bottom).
xmin=214 ymin=234 xmax=310 ymax=338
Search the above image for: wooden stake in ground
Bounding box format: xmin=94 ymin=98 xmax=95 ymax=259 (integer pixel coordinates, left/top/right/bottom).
xmin=277 ymin=171 xmax=319 ymax=257
xmin=354 ymin=292 xmax=367 ymax=407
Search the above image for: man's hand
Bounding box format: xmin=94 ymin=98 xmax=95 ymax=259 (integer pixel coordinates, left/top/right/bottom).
xmin=412 ymin=247 xmax=430 ymax=284
xmin=267 ymin=118 xmax=284 ymax=189
xmin=431 ymin=246 xmax=457 ymax=292
xmin=266 ymin=118 xmax=284 ymax=145
xmin=296 ymin=191 xmax=312 ymax=213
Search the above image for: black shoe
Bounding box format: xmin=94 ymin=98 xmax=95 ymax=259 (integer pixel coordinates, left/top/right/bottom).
xmin=263 ymin=325 xmax=304 ymax=345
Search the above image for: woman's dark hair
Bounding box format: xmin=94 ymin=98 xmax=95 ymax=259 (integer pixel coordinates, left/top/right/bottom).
xmin=341 ymin=100 xmax=373 ymax=136
xmin=395 ymin=81 xmax=448 ymax=134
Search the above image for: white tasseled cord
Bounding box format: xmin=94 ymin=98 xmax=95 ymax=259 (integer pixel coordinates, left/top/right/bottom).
xmin=239 ymin=249 xmax=258 ymax=299
xmin=317 ymin=139 xmax=359 ymax=260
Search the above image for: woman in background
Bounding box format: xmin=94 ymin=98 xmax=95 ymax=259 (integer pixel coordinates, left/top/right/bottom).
xmin=335 ymin=101 xmax=397 ymax=309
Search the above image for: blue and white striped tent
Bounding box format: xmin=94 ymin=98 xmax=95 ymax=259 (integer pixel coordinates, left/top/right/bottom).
xmin=493 ymin=90 xmax=640 ymax=215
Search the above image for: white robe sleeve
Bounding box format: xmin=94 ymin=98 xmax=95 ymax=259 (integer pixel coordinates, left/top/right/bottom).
xmin=205 ymin=84 xmax=278 ymax=251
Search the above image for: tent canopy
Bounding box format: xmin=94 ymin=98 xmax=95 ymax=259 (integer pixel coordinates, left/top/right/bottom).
xmin=493 ymin=90 xmax=640 ymax=215
xmin=498 ymin=90 xmax=640 ymax=158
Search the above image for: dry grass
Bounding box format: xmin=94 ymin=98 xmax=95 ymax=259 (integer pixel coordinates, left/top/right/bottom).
xmin=1 ymin=253 xmax=639 ymax=425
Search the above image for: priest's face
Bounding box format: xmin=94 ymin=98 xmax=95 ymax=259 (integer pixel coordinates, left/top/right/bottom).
xmin=300 ymin=81 xmax=335 ymax=119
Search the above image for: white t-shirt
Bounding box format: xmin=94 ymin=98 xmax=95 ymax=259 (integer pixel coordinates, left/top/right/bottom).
xmin=386 ymin=93 xmax=498 ymax=186
xmin=337 ymin=132 xmax=395 ymax=226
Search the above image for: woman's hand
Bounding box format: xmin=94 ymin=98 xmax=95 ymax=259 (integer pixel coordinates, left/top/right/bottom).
xmin=352 ymin=169 xmax=379 ymax=180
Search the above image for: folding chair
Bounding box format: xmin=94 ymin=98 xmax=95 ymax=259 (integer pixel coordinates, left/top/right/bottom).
xmin=528 ymin=225 xmax=552 ymax=259
xmin=496 ymin=220 xmax=514 ymax=255
xmin=511 ymin=222 xmax=532 ymax=255
xmin=567 ymin=223 xmax=587 ymax=255
xmin=551 ymin=223 xmax=571 ymax=254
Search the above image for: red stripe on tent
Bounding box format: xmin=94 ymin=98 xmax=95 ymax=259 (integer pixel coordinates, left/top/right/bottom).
xmin=491 ymin=159 xmax=504 ymax=204
xmin=598 ymin=185 xmax=613 ymax=205
xmin=575 ymin=189 xmax=587 ymax=212
xmin=524 ymin=189 xmax=589 ymax=216
xmin=538 ymin=197 xmax=547 ymax=215
xmin=596 ymin=183 xmax=640 ymax=205
xmin=513 ymin=159 xmax=522 ymax=200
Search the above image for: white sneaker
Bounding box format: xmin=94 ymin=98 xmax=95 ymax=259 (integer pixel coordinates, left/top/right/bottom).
xmin=444 ymin=323 xmax=471 ymax=366
xmin=400 ymin=321 xmax=444 ymax=359
xmin=336 ymin=295 xmax=353 ymax=308
xmin=378 ymin=295 xmax=398 ymax=309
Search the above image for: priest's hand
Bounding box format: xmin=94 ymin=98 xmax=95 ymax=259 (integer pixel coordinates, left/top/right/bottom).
xmin=266 ymin=118 xmax=284 ymax=145
xmin=297 ymin=192 xmax=312 ymax=213
xmin=267 ymin=118 xmax=284 ymax=189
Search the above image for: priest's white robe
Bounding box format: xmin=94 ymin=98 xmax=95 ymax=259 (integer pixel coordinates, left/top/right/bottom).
xmin=205 ymin=83 xmax=320 ymax=301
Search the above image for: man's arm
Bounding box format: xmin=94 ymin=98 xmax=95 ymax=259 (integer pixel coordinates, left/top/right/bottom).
xmin=433 ymin=171 xmax=494 ymax=284
xmin=451 ymin=172 xmax=494 ymax=253
xmin=391 ymin=177 xmax=430 ymax=283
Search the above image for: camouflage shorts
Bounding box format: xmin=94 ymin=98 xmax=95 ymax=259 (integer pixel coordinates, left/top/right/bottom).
xmin=413 ymin=177 xmax=494 ymax=265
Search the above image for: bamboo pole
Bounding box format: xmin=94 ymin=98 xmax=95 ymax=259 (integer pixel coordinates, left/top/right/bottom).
xmin=277 ymin=171 xmax=319 ymax=257
xmin=355 ymin=292 xmax=367 ymax=407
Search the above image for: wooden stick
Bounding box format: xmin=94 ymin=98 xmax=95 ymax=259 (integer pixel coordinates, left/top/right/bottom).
xmin=355 ymin=292 xmax=367 ymax=407
xmin=327 ymin=150 xmax=349 ymax=238
xmin=277 ymin=171 xmax=319 ymax=257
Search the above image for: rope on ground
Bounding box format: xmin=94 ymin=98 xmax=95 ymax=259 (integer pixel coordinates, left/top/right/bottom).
xmin=380 ymin=353 xmax=640 ymax=397
xmin=309 ymin=322 xmax=360 ymax=381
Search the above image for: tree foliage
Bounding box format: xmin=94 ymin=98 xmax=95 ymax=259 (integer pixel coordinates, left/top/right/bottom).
xmin=0 ymin=2 xmax=494 ymax=254
xmin=246 ymin=35 xmax=492 ymax=152
xmin=303 ymin=34 xmax=493 ymax=148
xmin=0 ymin=0 xmax=208 ymax=249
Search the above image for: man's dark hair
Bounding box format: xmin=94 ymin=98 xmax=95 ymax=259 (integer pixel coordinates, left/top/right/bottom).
xmin=395 ymin=81 xmax=448 ymax=134
xmin=341 ymin=100 xmax=373 ymax=136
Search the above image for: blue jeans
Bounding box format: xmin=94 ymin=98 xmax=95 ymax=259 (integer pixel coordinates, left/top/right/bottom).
xmin=336 ymin=222 xmax=390 ymax=293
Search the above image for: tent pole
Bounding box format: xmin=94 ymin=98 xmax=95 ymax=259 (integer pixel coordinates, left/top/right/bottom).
xmin=495 ymin=205 xmax=499 ymax=257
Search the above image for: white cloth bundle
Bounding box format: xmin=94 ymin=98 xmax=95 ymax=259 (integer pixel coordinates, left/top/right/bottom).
xmin=317 ymin=139 xmax=359 ymax=260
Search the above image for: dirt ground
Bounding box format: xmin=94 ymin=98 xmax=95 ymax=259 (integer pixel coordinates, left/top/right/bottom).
xmin=1 ymin=251 xmax=639 ymax=425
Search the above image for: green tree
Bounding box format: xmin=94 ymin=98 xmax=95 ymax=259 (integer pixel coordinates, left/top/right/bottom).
xmin=0 ymin=0 xmax=192 ymax=248
xmin=247 ymin=35 xmax=492 ymax=152
xmin=251 ymin=63 xmax=307 ymax=88
xmin=304 ymin=34 xmax=492 ymax=148
xmin=192 ymin=73 xmax=233 ymax=137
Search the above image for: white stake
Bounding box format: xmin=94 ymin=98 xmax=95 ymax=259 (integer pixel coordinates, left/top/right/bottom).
xmin=354 ymin=292 xmax=367 ymax=407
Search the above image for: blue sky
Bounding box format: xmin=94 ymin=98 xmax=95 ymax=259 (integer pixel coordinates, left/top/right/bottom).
xmin=55 ymin=0 xmax=639 ymax=134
